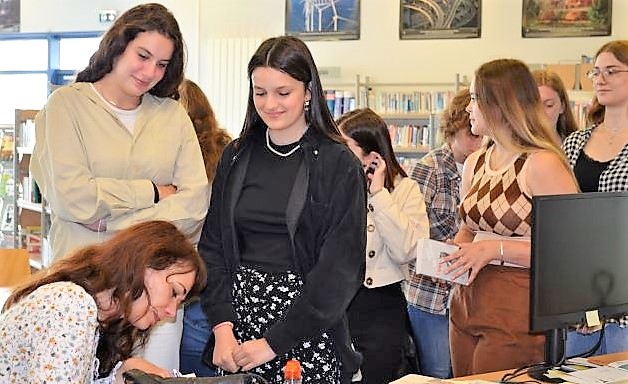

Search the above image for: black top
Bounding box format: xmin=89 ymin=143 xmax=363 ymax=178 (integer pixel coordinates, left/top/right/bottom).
xmin=199 ymin=128 xmax=366 ymax=374
xmin=235 ymin=139 xmax=303 ymax=272
xmin=573 ymin=150 xmax=611 ymax=192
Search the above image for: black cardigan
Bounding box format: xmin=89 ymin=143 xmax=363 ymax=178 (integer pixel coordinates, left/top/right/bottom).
xmin=199 ymin=129 xmax=367 ymax=378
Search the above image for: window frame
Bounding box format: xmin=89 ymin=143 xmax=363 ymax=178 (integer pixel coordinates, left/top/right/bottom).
xmin=0 ymin=31 xmax=102 ymax=87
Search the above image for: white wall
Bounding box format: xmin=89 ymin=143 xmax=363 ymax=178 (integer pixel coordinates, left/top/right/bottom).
xmin=20 ymin=0 xmax=201 ymax=80
xmin=200 ymin=0 xmax=628 ymax=84
xmin=17 ymin=0 xmax=628 ymax=133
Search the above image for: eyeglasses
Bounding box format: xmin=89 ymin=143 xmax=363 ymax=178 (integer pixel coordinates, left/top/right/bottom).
xmin=586 ymin=67 xmax=628 ymax=80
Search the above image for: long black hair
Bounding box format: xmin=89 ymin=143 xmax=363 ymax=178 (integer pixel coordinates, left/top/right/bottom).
xmin=238 ymin=36 xmax=342 ymax=145
xmin=337 ymin=108 xmax=407 ymax=191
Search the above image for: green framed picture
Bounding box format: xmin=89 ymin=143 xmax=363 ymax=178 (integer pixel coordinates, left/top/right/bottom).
xmin=522 ymin=0 xmax=612 ymax=38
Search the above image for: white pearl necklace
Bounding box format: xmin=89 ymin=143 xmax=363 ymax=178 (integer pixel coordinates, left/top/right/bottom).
xmin=265 ymin=128 xmax=301 ymax=157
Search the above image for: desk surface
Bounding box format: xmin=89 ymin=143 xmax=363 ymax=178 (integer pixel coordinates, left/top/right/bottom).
xmin=458 ymin=351 xmax=628 ymax=382
xmin=392 ymin=352 xmax=628 ymax=383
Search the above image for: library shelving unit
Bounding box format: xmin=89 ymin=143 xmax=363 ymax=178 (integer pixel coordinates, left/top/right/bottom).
xmin=539 ymin=61 xmax=595 ymax=130
xmin=360 ymin=74 xmax=465 ymax=170
xmin=13 ymin=109 xmax=51 ymax=270
xmin=0 ymin=125 xmax=15 ymax=248
xmin=324 ymin=74 xmax=467 ymax=171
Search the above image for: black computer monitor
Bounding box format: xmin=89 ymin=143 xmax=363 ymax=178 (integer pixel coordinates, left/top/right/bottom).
xmin=530 ymin=191 xmax=628 ymax=367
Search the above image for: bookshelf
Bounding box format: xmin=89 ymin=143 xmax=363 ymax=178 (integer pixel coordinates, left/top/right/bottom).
xmin=535 ymin=61 xmax=595 ymax=130
xmin=13 ymin=109 xmax=50 ymax=270
xmin=324 ymin=74 xmax=465 ymax=170
xmin=0 ymin=125 xmax=15 ymax=248
xmin=362 ymin=75 xmax=464 ymax=169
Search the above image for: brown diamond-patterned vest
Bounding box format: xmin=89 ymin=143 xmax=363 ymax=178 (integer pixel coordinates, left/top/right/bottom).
xmin=460 ymin=146 xmax=532 ymax=237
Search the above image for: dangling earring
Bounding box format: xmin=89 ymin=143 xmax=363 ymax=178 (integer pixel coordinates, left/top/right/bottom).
xmin=304 ymin=99 xmax=310 ymax=113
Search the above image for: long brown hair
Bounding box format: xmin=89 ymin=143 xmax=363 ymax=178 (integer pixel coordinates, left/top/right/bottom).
xmin=474 ymin=59 xmax=563 ymax=157
xmin=179 ymin=79 xmax=232 ymax=181
xmin=75 ymin=3 xmax=185 ymax=99
xmin=532 ymin=69 xmax=579 ymax=140
xmin=3 ymin=221 xmax=207 ymax=376
xmin=337 ymin=108 xmax=407 ymax=191
xmin=587 ymin=40 xmax=628 ymax=126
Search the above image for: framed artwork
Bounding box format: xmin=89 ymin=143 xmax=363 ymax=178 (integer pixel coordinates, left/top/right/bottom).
xmin=399 ymin=0 xmax=481 ymax=40
xmin=522 ymin=0 xmax=611 ymax=38
xmin=0 ymin=0 xmax=20 ymax=32
xmin=285 ymin=0 xmax=360 ymax=41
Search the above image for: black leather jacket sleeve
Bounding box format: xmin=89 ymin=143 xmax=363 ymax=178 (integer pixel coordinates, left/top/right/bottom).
xmin=198 ymin=140 xmax=239 ymax=327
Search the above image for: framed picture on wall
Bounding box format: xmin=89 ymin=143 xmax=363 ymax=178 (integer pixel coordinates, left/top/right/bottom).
xmin=522 ymin=0 xmax=611 ymax=38
xmin=0 ymin=0 xmax=20 ymax=32
xmin=285 ymin=0 xmax=360 ymax=41
xmin=399 ymin=0 xmax=481 ymax=40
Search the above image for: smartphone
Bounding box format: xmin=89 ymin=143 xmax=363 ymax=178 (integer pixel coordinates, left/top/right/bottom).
xmin=365 ymin=160 xmax=377 ymax=175
xmin=365 ymin=161 xmax=376 ymax=188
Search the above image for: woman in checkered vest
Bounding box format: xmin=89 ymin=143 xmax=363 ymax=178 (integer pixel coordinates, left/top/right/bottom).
xmin=439 ymin=59 xmax=579 ymax=376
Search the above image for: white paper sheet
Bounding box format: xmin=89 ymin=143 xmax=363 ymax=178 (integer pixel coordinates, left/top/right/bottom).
xmin=415 ymin=238 xmax=469 ymax=286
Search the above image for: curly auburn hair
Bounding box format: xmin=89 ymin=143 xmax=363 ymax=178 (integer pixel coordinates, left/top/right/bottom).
xmin=4 ymin=221 xmax=206 ymax=376
xmin=440 ymin=88 xmax=472 ymax=143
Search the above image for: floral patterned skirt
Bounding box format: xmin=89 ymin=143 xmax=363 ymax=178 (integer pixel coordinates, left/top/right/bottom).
xmin=220 ymin=264 xmax=340 ymax=384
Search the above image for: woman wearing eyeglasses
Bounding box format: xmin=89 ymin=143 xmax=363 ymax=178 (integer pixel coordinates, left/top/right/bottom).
xmin=562 ymin=40 xmax=628 ymax=357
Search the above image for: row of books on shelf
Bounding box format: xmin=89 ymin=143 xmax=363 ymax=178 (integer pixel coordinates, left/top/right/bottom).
xmin=372 ymin=90 xmax=454 ymax=114
xmin=389 ymin=124 xmax=431 ymax=149
xmin=1 ymin=130 xmax=14 ymax=161
xmin=324 ymin=89 xmax=455 ymax=117
xmin=18 ymin=119 xmax=36 ymax=149
xmin=20 ymin=176 xmax=42 ymax=204
xmin=325 ymin=90 xmax=357 ymax=119
xmin=23 ymin=226 xmax=42 ymax=256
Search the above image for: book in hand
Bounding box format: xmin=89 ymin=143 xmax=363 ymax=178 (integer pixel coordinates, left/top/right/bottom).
xmin=415 ymin=238 xmax=469 ymax=286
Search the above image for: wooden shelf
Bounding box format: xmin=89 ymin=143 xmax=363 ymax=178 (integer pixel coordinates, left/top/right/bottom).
xmin=393 ymin=145 xmax=430 ymax=154
xmin=379 ymin=112 xmax=432 ymax=119
xmin=14 ymin=109 xmax=50 ymax=269
xmin=16 ymin=146 xmax=33 ymax=155
xmin=17 ymin=199 xmax=43 ymax=212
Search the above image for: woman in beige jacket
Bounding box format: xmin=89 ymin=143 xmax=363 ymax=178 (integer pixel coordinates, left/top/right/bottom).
xmin=338 ymin=108 xmax=429 ymax=384
xmin=29 ymin=3 xmax=209 ymax=374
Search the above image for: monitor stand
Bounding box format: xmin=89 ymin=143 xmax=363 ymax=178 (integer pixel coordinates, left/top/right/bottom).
xmin=527 ymin=329 xmax=567 ymax=383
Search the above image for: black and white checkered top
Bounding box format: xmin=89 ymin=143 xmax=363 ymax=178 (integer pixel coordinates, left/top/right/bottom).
xmin=562 ymin=126 xmax=628 ymax=327
xmin=563 ymin=126 xmax=628 ymax=193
